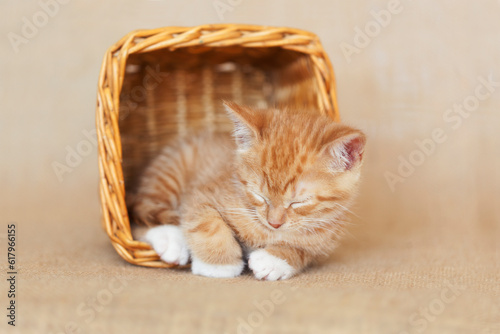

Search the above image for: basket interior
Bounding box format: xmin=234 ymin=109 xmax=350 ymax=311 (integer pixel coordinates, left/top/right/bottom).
xmin=119 ymin=46 xmax=321 ymax=197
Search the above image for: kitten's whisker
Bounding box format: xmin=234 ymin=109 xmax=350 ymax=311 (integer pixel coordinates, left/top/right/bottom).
xmin=335 ymin=203 xmax=363 ymax=220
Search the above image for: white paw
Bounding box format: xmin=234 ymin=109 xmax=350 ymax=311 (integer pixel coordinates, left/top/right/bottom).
xmin=191 ymin=256 xmax=244 ymax=278
xmin=248 ymin=249 xmax=296 ymax=281
xmin=144 ymin=225 xmax=189 ymax=265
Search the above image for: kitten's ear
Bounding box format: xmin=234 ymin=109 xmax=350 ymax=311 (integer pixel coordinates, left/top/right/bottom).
xmin=223 ymin=101 xmax=264 ymax=151
xmin=324 ymin=130 xmax=366 ymax=171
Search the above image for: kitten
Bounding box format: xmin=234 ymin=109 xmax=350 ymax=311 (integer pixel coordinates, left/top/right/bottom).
xmin=132 ymin=102 xmax=366 ymax=280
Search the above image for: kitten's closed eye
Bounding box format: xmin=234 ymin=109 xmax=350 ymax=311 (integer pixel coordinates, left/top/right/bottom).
xmin=289 ymin=198 xmax=312 ymax=209
xmin=250 ymin=191 xmax=267 ymax=204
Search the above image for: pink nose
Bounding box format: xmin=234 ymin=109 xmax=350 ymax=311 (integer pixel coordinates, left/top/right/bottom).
xmin=268 ymin=221 xmax=283 ymax=229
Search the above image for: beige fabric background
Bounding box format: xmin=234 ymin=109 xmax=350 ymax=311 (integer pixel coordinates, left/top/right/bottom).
xmin=1 ymin=0 xmax=499 ymax=333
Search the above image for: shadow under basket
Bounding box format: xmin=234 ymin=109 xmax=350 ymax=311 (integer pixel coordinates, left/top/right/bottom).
xmin=96 ymin=24 xmax=341 ymax=268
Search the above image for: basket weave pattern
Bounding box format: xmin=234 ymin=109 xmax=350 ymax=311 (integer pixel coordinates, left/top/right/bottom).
xmin=96 ymin=24 xmax=340 ymax=267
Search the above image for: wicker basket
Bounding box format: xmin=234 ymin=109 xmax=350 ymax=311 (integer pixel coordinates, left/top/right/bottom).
xmin=96 ymin=24 xmax=340 ymax=268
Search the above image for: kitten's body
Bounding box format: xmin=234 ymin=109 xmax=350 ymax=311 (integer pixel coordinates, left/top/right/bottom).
xmin=132 ymin=102 xmax=365 ymax=280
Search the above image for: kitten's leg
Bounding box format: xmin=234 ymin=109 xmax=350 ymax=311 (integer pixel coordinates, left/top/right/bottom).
xmin=132 ymin=146 xmax=186 ymax=226
xmin=133 ymin=197 xmax=180 ymax=226
xmin=143 ymin=225 xmax=189 ymax=265
xmin=184 ymin=208 xmax=244 ymax=278
xmin=248 ymin=246 xmax=312 ymax=281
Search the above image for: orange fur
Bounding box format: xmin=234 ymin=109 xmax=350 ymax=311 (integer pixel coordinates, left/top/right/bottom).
xmin=132 ymin=102 xmax=366 ymax=276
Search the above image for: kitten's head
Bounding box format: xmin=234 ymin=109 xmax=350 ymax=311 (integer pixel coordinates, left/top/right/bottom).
xmin=224 ymin=101 xmax=366 ymax=233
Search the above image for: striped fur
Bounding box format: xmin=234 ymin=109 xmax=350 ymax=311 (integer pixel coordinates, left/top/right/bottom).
xmin=132 ymin=102 xmax=366 ymax=278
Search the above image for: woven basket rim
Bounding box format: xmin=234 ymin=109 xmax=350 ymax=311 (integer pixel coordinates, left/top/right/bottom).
xmin=108 ymin=24 xmax=319 ymax=52
xmin=96 ymin=23 xmax=341 ymax=268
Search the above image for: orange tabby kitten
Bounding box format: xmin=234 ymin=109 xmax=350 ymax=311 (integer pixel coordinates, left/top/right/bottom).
xmin=132 ymin=102 xmax=366 ymax=280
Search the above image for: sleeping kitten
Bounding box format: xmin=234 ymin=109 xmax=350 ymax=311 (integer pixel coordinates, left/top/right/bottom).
xmin=132 ymin=102 xmax=366 ymax=280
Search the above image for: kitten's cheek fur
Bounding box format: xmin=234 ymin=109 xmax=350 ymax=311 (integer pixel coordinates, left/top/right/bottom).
xmin=191 ymin=256 xmax=244 ymax=278
xmin=248 ymin=249 xmax=296 ymax=281
xmin=144 ymin=225 xmax=190 ymax=265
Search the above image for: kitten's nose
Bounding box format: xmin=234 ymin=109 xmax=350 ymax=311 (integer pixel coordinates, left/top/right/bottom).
xmin=267 ymin=206 xmax=286 ymax=229
xmin=268 ymin=220 xmax=283 ymax=229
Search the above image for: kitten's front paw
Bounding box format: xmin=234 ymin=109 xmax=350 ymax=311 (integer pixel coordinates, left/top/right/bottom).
xmin=248 ymin=249 xmax=296 ymax=281
xmin=144 ymin=225 xmax=189 ymax=265
xmin=191 ymin=256 xmax=244 ymax=278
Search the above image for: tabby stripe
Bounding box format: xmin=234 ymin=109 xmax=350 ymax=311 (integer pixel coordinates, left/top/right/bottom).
xmin=261 ymin=171 xmax=271 ymax=188
xmin=149 ymin=165 xmax=181 ymax=188
xmin=316 ymin=195 xmax=341 ymax=202
xmin=161 ymin=170 xmax=183 ymax=191
xmin=261 ymin=147 xmax=268 ymax=166
xmin=157 ymin=153 xmax=174 ymax=165
xmin=156 ymin=178 xmax=181 ymax=205
xmin=150 ymin=178 xmax=180 ymax=207
xmin=282 ymin=175 xmax=297 ymax=192
xmin=143 ymin=192 xmax=173 ymax=205
xmin=317 ymin=206 xmax=337 ymax=214
xmin=179 ymin=149 xmax=188 ymax=172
